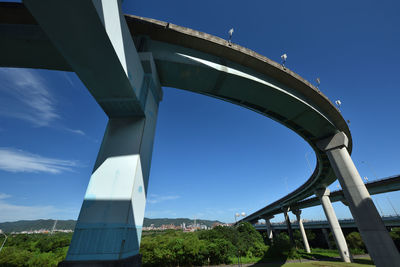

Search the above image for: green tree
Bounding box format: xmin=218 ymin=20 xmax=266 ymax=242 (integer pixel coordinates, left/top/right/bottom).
xmin=265 ymin=232 xmax=292 ymax=258
xmin=390 ymin=227 xmax=400 ymax=250
xmin=346 ymin=232 xmax=365 ymax=251
xmin=236 ymin=222 xmax=266 ymax=256
xmin=0 ymin=247 xmax=32 ymax=267
xmin=206 ymin=238 xmax=235 ymax=264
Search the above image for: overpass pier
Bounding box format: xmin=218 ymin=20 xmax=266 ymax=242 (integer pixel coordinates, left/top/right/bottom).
xmin=292 ymin=209 xmax=310 ymax=253
xmin=255 ymin=215 xmax=400 ymax=250
xmin=248 ymin=175 xmax=400 ymax=266
xmin=316 ymin=188 xmax=351 ymax=262
xmin=318 ymin=132 xmax=399 ymax=265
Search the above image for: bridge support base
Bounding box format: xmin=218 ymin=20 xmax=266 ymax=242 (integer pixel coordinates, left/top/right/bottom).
xmin=318 ymin=132 xmax=400 ymax=266
xmin=316 ymin=188 xmax=351 ymax=262
xmin=59 ymin=254 xmax=141 ymax=267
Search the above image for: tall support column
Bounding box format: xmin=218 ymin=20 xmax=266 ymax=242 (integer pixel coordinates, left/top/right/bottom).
xmin=292 ymin=209 xmax=310 ymax=253
xmin=262 ymin=215 xmax=274 ymax=243
xmin=282 ymin=207 xmax=295 ymax=247
xmin=24 ymin=0 xmax=147 ymax=117
xmin=60 ymin=55 xmax=162 ymax=266
xmin=322 ymin=228 xmax=333 ymax=249
xmin=316 ymin=188 xmax=351 ymax=262
xmin=318 ymin=132 xmax=400 ymax=266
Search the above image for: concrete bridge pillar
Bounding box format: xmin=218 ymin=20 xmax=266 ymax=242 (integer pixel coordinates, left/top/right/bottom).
xmin=318 ymin=132 xmax=400 ymax=266
xmin=23 ymin=0 xmax=163 ymax=265
xmin=321 ymin=228 xmax=333 ymax=249
xmin=292 ymin=209 xmax=311 ymax=253
xmin=61 ymin=73 xmax=160 ymax=266
xmin=316 ymin=188 xmax=351 ymax=262
xmin=282 ymin=207 xmax=295 ymax=247
xmin=262 ymin=215 xmax=274 ymax=243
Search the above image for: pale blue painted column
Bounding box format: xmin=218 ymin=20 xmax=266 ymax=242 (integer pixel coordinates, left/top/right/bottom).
xmin=23 ymin=1 xmax=162 ymax=264
xmin=61 ymin=54 xmax=162 ymax=265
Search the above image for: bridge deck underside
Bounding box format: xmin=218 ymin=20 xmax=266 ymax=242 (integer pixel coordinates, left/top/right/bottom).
xmin=0 ymin=2 xmax=351 ymax=222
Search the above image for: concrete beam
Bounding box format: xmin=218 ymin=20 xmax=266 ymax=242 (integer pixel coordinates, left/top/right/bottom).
xmin=316 ymin=188 xmax=351 ymax=262
xmin=23 ymin=0 xmax=146 ymax=117
xmin=318 ymin=132 xmax=400 ymax=267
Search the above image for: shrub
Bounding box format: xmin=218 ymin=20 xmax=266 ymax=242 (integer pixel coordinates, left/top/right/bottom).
xmin=390 ymin=227 xmax=400 ymax=250
xmin=346 ymin=232 xmax=365 ymax=252
xmin=265 ymin=232 xmax=291 ymax=258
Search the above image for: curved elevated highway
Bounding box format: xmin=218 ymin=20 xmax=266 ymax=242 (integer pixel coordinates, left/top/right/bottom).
xmin=295 ymin=174 xmax=400 ymax=210
xmin=0 ymin=2 xmax=349 ymax=210
xmin=0 ymin=2 xmax=398 ymax=266
xmin=256 ymin=216 xmax=400 ymax=231
xmin=244 ymin=174 xmax=400 ymax=223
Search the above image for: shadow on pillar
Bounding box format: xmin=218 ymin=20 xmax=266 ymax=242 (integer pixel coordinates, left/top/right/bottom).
xmin=59 ymin=116 xmax=157 ymax=266
xmin=59 ymin=252 xmax=141 ymax=267
xmin=58 ymin=200 xmax=142 ymax=267
xmin=318 ymin=132 xmax=400 ymax=266
xmin=283 ymin=210 xmax=295 ymax=247
xmin=349 ymin=196 xmax=400 ymax=265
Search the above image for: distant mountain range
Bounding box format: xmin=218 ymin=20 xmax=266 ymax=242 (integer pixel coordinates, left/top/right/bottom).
xmin=0 ymin=218 xmax=225 ymax=233
xmin=0 ymin=220 xmax=76 ymax=233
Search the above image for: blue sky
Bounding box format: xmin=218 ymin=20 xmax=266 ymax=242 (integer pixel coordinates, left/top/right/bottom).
xmin=1 ymin=0 xmax=400 ymax=224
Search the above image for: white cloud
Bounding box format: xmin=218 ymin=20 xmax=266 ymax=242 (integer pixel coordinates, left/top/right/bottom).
xmin=0 ymin=68 xmax=88 ymax=137
xmin=0 ymin=199 xmax=60 ymax=222
xmin=0 ymin=193 xmax=11 ymax=200
xmin=0 ymin=68 xmax=59 ymax=127
xmin=0 ymin=193 xmax=80 ymax=222
xmin=60 ymin=72 xmax=75 ymax=87
xmin=0 ymin=147 xmax=77 ymax=174
xmin=65 ymin=128 xmax=86 ymax=136
xmin=147 ymin=194 xmax=180 ymax=204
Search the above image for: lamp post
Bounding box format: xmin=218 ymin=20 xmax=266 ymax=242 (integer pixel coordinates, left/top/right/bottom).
xmin=0 ymin=229 xmax=7 ymax=253
xmin=234 ymin=212 xmax=246 ymax=267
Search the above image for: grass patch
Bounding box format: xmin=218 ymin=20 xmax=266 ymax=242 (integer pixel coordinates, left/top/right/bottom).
xmin=247 ymin=259 xmax=374 ymax=266
xmin=227 ymin=248 xmax=374 ymax=266
xmin=296 ymin=248 xmax=341 ymax=261
xmin=229 ymin=256 xmax=262 ymax=264
xmin=282 ymin=259 xmax=374 ymax=266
